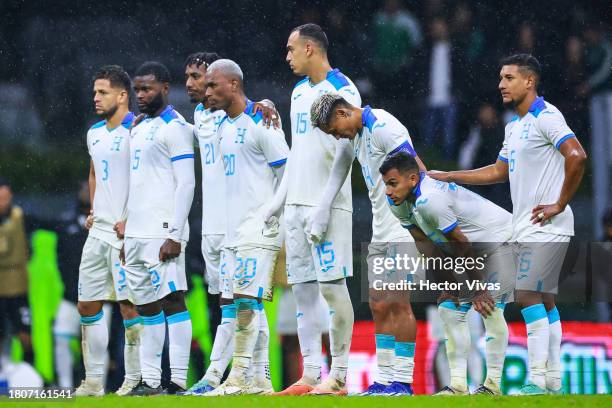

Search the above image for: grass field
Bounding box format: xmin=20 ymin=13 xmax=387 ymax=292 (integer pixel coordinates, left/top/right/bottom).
xmin=0 ymin=394 xmax=610 ymax=408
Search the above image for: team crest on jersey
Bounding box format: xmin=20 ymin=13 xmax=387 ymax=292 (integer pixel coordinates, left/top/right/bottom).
xmin=146 ymin=125 xmax=160 ymax=141
xmin=235 ymin=128 xmax=246 ymax=144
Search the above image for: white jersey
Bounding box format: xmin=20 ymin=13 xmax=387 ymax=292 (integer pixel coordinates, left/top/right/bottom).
xmin=288 ymin=68 xmax=361 ymax=211
xmin=403 ymin=174 xmax=513 ymax=252
xmin=125 ymin=105 xmax=194 ymax=240
xmin=499 ymin=97 xmax=576 ymax=240
xmin=194 ymin=103 xmax=227 ymax=235
xmin=352 ymin=107 xmax=417 ymax=242
xmin=218 ymin=100 xmax=289 ymax=249
xmin=87 ymin=112 xmax=134 ymax=249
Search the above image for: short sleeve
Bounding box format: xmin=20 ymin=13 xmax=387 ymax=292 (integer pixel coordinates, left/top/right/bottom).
xmin=381 ymin=116 xmax=417 ymax=157
xmin=256 ymin=125 xmax=289 ymax=167
xmin=537 ymin=109 xmax=576 ymax=149
xmin=498 ymin=126 xmax=510 ymax=163
xmin=416 ymin=193 xmax=458 ymax=234
xmin=166 ymin=120 xmax=195 ymax=161
xmin=86 ymin=131 xmax=92 ymax=156
xmin=388 ymin=199 xmax=416 ymax=229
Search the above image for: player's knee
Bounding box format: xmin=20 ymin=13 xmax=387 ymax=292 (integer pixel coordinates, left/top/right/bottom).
xmin=514 ymin=290 xmax=542 ymax=309
xmin=369 ymin=298 xmax=390 ymax=318
xmin=77 ymin=301 xmax=102 ymax=317
xmin=392 ymin=301 xmax=414 ymax=319
xmin=161 ymin=291 xmax=187 ymax=315
xmin=118 ymin=300 xmax=139 ymax=320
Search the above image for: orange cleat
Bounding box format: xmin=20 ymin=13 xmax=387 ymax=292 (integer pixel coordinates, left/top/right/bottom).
xmin=272 ymin=381 xmax=316 ymax=396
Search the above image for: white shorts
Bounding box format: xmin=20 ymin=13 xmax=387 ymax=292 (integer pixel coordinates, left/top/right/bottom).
xmin=514 ymin=232 xmax=571 ymax=294
xmin=53 ymin=300 xmax=80 ymax=337
xmin=366 ymin=239 xmax=425 ymax=291
xmin=78 ymin=236 xmax=129 ymax=302
xmin=225 ymin=247 xmax=278 ymax=301
xmin=123 ymin=238 xmax=188 ymax=305
xmin=202 ymin=234 xmax=224 ymax=295
xmin=480 ymin=243 xmax=516 ymax=303
xmin=285 ymin=204 xmax=353 ymax=285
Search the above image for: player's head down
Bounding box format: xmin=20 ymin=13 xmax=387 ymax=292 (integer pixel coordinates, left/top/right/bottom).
xmin=92 ymin=65 xmax=131 ymax=118
xmin=204 ymin=59 xmax=244 ymax=112
xmin=499 ymin=53 xmax=541 ymax=108
xmin=310 ymin=92 xmax=359 ymax=140
xmin=184 ymin=52 xmax=221 ymax=104
xmin=133 ymin=61 xmax=171 ymax=116
xmin=286 ymin=23 xmax=328 ymax=75
xmin=380 ymin=151 xmax=421 ymax=205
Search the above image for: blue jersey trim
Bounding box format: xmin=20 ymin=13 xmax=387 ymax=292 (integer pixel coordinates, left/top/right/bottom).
xmin=293 ymin=77 xmax=309 ymax=89
xmin=195 ymin=103 xmax=205 ymax=112
xmin=361 ymin=105 xmax=377 ymax=132
xmin=528 ymin=96 xmax=546 ymax=118
xmin=121 ymin=112 xmax=135 ymax=129
xmin=402 ymin=224 xmax=415 ymax=230
xmin=412 ymin=171 xmax=426 ymax=198
xmin=509 ymin=115 xmax=519 ymax=123
xmin=389 ymin=141 xmax=417 ymax=157
xmin=555 ymin=133 xmax=575 ymax=149
xmin=498 ymin=155 xmax=509 ymax=163
xmin=441 ymin=221 xmax=459 ymax=234
xmin=244 ymin=99 xmax=263 ymax=124
xmin=159 ymin=105 xmax=178 ymax=123
xmin=268 ymin=158 xmax=287 ymax=167
xmin=171 ymin=153 xmax=195 ymax=162
xmin=90 ymin=120 xmax=106 ymax=130
xmin=326 ymin=68 xmax=350 ymax=90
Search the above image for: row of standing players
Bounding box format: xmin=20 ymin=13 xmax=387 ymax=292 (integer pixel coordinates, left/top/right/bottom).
xmin=77 ymin=23 xmax=587 ymax=397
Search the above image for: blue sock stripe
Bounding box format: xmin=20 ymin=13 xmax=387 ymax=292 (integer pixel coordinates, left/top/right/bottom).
xmin=395 ymin=341 xmax=416 ymax=358
xmin=221 ymin=304 xmax=237 ymax=319
xmin=521 ymin=303 xmax=548 ymax=324
xmin=123 ymin=317 xmax=143 ymax=329
xmin=166 ymin=310 xmax=191 ymax=325
xmin=438 ymin=301 xmax=471 ymax=313
xmin=142 ymin=311 xmax=165 ymax=326
xmin=496 ymin=302 xmax=506 ymax=310
xmin=375 ymin=334 xmax=395 ymax=350
xmin=234 ymin=298 xmax=259 ymax=310
xmin=80 ymin=310 xmax=104 ymax=325
xmin=547 ymin=307 xmax=560 ymax=324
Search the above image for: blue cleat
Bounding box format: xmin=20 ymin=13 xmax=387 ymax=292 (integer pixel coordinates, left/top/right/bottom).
xmin=383 ymin=381 xmax=414 ymax=396
xmin=179 ymin=378 xmax=216 ymax=395
xmin=358 ymin=382 xmax=388 ymax=396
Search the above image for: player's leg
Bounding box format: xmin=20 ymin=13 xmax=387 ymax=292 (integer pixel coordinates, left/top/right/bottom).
xmin=53 ymin=300 xmax=80 ymax=388
xmin=75 ymin=236 xmax=114 ymax=396
xmin=436 ymin=301 xmax=471 ymax=395
xmin=274 ymin=205 xmax=324 ymax=395
xmin=543 ymin=294 xmax=562 ymax=394
xmin=123 ymin=238 xmax=166 ymax=395
xmin=115 ymin=300 xmax=142 ymax=395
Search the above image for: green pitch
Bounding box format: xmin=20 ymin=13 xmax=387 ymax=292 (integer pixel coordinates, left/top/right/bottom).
xmin=1 ymin=394 xmax=610 ymax=408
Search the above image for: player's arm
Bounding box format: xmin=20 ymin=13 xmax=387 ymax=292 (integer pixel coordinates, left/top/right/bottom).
xmin=309 ymin=139 xmax=354 ymax=242
xmin=258 ymin=123 xmax=289 ymax=224
xmin=428 ymin=159 xmax=509 ymax=185
xmin=86 ymin=159 xmax=95 ymax=229
xmin=252 ymin=99 xmax=281 ymax=129
xmin=531 ymin=137 xmax=587 ymax=225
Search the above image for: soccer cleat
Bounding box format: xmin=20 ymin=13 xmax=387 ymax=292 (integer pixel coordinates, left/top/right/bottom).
xmin=115 ymin=377 xmax=141 ymax=396
xmin=308 ymin=377 xmax=348 ymax=396
xmin=202 ymin=378 xmax=247 ymax=396
xmin=358 ymin=382 xmax=388 ymax=396
xmin=473 ymin=384 xmax=501 ymax=395
xmin=180 ymin=378 xmax=216 ymax=395
xmin=272 ymin=378 xmax=317 ymax=396
xmin=165 ymin=381 xmax=186 ymax=395
xmin=126 ymin=380 xmax=165 ymax=396
xmin=518 ymin=383 xmax=546 ymax=395
xmin=382 ymin=381 xmax=414 ymax=396
xmin=75 ymin=378 xmax=104 ymax=397
xmin=547 ymin=387 xmax=564 ymax=395
xmin=434 ymin=385 xmax=469 ymax=396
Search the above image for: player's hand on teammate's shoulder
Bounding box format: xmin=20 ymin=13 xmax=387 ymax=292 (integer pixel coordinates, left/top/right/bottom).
xmin=472 ymin=290 xmax=495 ymax=317
xmin=307 ymin=205 xmax=331 ymax=244
xmin=159 ymin=238 xmax=181 ymax=262
xmin=85 ymin=210 xmax=94 ymax=230
xmin=130 ymin=113 xmax=146 ymax=131
xmin=427 ymin=170 xmax=451 ymax=182
xmin=113 ymin=220 xmax=126 ymax=239
xmin=530 ymin=203 xmax=563 ymax=226
xmin=252 ymin=100 xmax=280 ymax=129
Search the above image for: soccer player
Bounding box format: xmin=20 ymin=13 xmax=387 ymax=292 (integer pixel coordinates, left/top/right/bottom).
xmin=309 ymin=93 xmax=426 ymax=395
xmin=202 ymin=59 xmax=289 ymax=396
xmin=428 ymin=54 xmax=587 ymax=395
xmin=380 ymin=151 xmax=516 ymax=395
xmin=266 ymin=23 xmax=361 ymax=396
xmin=76 ymin=65 xmax=141 ymax=396
xmin=183 ymin=52 xmax=281 ymax=395
xmin=123 ymin=61 xmax=196 ymax=395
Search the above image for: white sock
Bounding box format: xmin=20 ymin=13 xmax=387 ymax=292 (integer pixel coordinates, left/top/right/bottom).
xmin=167 ymin=310 xmax=192 ymax=389
xmin=438 ymin=302 xmax=470 ymax=392
xmin=521 ymin=303 xmax=549 ymax=389
xmin=204 ymin=304 xmax=236 ymax=387
xmin=482 ymin=305 xmax=509 ymax=391
xmin=546 ymin=307 xmax=562 ymax=391
xmin=140 ymin=311 xmax=166 ymax=388
xmin=230 ymin=298 xmax=260 ymax=383
xmin=123 ymin=318 xmax=142 ymax=382
xmin=80 ymin=309 xmax=108 ymax=384
xmin=54 ymin=335 xmax=74 ymax=388
xmin=253 ymin=305 xmax=271 ymax=386
xmin=394 ymin=342 xmax=415 ymax=384
xmin=374 ymin=334 xmax=394 ymax=385
xmin=320 ymin=280 xmax=354 ymax=384
xmin=292 ymin=281 xmax=323 ymax=383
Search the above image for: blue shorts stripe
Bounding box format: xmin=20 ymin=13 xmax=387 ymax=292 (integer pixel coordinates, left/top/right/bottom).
xmin=166 ymin=310 xmax=191 ymax=325
xmin=168 ymin=280 xmax=177 ymax=292
xmin=521 ymin=303 xmax=547 ymax=324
